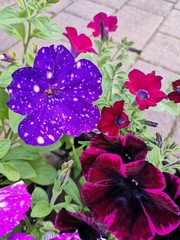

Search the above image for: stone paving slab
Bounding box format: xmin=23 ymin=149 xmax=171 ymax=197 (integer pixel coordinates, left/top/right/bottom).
xmin=128 ymin=0 xmax=173 ymax=16
xmin=160 ymin=9 xmax=180 ymax=38
xmin=0 ymin=0 xmax=16 ymax=9
xmin=164 ymin=0 xmax=177 ymax=3
xmin=175 ymin=0 xmax=180 ymax=9
xmin=64 ymin=0 xmax=115 ymax=21
xmin=141 ymin=33 xmax=180 ymax=74
xmin=47 ymin=0 xmax=72 ymax=16
xmin=89 ymin=0 xmax=128 ymax=10
xmin=113 ymin=5 xmax=163 ymax=49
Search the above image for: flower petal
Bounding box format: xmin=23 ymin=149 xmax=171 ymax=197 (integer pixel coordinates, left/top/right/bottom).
xmin=0 ymin=181 xmax=31 ymax=238
xmin=8 ymin=233 xmax=35 ymax=240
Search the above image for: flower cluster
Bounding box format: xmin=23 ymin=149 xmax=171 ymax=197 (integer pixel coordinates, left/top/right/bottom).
xmin=0 ymin=4 xmax=179 ymax=240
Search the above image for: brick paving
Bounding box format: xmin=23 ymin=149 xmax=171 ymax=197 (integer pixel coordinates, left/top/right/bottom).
xmin=0 ymin=0 xmax=179 ymax=145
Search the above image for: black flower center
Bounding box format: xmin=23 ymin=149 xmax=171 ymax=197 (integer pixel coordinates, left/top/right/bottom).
xmin=136 ymin=89 xmax=149 ymax=100
xmin=115 ymin=115 xmax=125 ymax=126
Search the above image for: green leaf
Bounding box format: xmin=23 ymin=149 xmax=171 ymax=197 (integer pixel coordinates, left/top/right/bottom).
xmin=9 ymin=160 xmax=37 ymax=179
xmin=2 ymin=146 xmax=39 ymax=161
xmin=2 ymin=162 xmax=20 ymax=181
xmin=117 ymin=53 xmax=134 ymax=63
xmin=0 ymin=139 xmax=11 ymax=159
xmin=0 ymin=23 xmax=26 ymax=41
xmin=0 ymin=89 xmax=8 ymax=119
xmin=0 ymin=6 xmax=26 ymax=25
xmin=31 ymin=187 xmax=49 ymax=208
xmin=31 ymin=17 xmax=62 ymax=40
xmin=69 ymin=145 xmax=82 ymax=178
xmin=0 ymin=64 xmax=19 ymax=88
xmin=163 ymin=101 xmax=180 ymax=116
xmin=64 ymin=177 xmax=83 ymax=206
xmin=31 ymin=200 xmax=51 ymax=218
xmin=29 ymin=159 xmax=57 ymax=185
xmin=30 ymin=226 xmax=42 ymax=240
xmin=8 ymin=109 xmax=24 ymax=133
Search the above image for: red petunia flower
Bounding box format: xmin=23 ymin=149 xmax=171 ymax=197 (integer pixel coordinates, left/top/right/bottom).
xmin=168 ymin=80 xmax=180 ymax=103
xmin=63 ymin=27 xmax=96 ymax=58
xmin=81 ymin=153 xmax=180 ymax=240
xmin=87 ymin=12 xmax=118 ymax=39
xmin=125 ymin=69 xmax=167 ymax=110
xmin=80 ymin=133 xmax=148 ymax=179
xmin=98 ymin=100 xmax=130 ymax=136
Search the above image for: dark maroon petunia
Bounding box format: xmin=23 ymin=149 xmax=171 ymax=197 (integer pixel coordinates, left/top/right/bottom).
xmin=54 ymin=208 xmax=106 ymax=240
xmin=63 ymin=27 xmax=96 ymax=58
xmin=81 ymin=153 xmax=180 ymax=240
xmin=80 ymin=133 xmax=147 ymax=179
xmin=125 ymin=69 xmax=167 ymax=110
xmin=153 ymin=172 xmax=180 ymax=240
xmin=87 ymin=12 xmax=118 ymax=39
xmin=98 ymin=100 xmax=130 ymax=136
xmin=168 ymin=80 xmax=180 ymax=103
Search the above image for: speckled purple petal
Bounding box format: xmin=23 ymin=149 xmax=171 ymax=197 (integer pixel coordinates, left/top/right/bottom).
xmin=18 ymin=101 xmax=63 ymax=146
xmin=7 ymin=45 xmax=102 ymax=146
xmin=0 ymin=181 xmax=32 ymax=238
xmin=51 ymin=231 xmax=80 ymax=240
xmin=8 ymin=233 xmax=35 ymax=240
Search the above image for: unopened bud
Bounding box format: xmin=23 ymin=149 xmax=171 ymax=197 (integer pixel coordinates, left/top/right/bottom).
xmin=0 ymin=52 xmax=14 ymax=62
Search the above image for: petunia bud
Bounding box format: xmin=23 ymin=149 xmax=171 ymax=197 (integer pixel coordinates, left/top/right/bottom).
xmin=0 ymin=52 xmax=14 ymax=62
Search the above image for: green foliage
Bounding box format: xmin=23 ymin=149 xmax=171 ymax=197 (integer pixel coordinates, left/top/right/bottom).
xmin=31 ymin=200 xmax=51 ymax=218
xmin=0 ymin=90 xmax=9 ymax=119
xmin=31 ymin=187 xmax=49 ymax=208
xmin=0 ymin=64 xmax=19 ymax=89
xmin=0 ymin=139 xmax=11 ymax=159
xmin=0 ymin=6 xmax=26 ymax=25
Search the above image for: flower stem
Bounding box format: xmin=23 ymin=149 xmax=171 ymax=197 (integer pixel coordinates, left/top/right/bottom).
xmin=22 ymin=22 xmax=32 ymax=65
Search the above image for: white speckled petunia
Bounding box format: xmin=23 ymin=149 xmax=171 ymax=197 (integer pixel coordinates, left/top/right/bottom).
xmin=7 ymin=45 xmax=102 ymax=146
xmin=0 ymin=181 xmax=32 ymax=238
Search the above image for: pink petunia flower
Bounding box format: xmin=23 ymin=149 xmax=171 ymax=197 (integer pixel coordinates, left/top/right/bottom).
xmin=98 ymin=100 xmax=130 ymax=136
xmin=80 ymin=133 xmax=147 ymax=179
xmin=81 ymin=153 xmax=180 ymax=239
xmin=168 ymin=79 xmax=180 ymax=103
xmin=51 ymin=231 xmax=80 ymax=240
xmin=0 ymin=181 xmax=32 ymax=238
xmin=63 ymin=27 xmax=96 ymax=58
xmin=125 ymin=69 xmax=167 ymax=110
xmin=8 ymin=233 xmax=35 ymax=240
xmin=87 ymin=12 xmax=118 ymax=39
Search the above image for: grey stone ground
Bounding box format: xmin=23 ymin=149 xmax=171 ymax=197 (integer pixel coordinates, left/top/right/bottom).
xmin=0 ymin=0 xmax=179 ymax=147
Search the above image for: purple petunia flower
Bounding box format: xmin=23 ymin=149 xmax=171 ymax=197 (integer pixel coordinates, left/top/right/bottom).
xmin=7 ymin=45 xmax=102 ymax=146
xmin=54 ymin=208 xmax=106 ymax=240
xmin=8 ymin=233 xmax=35 ymax=240
xmin=51 ymin=231 xmax=80 ymax=240
xmin=80 ymin=133 xmax=147 ymax=179
xmin=81 ymin=153 xmax=180 ymax=240
xmin=0 ymin=181 xmax=32 ymax=238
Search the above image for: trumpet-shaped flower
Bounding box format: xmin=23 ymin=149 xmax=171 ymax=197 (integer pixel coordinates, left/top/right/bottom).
xmin=63 ymin=27 xmax=96 ymax=58
xmin=168 ymin=79 xmax=180 ymax=103
xmin=98 ymin=100 xmax=130 ymax=136
xmin=7 ymin=45 xmax=102 ymax=146
xmin=81 ymin=153 xmax=180 ymax=240
xmin=87 ymin=12 xmax=118 ymax=39
xmin=0 ymin=181 xmax=32 ymax=238
xmin=80 ymin=133 xmax=147 ymax=179
xmin=125 ymin=69 xmax=166 ymax=110
xmin=54 ymin=208 xmax=106 ymax=240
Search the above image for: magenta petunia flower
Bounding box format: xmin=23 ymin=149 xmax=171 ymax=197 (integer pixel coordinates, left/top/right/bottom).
xmin=98 ymin=100 xmax=130 ymax=136
xmin=125 ymin=69 xmax=167 ymax=110
xmin=168 ymin=79 xmax=180 ymax=103
xmin=7 ymin=45 xmax=102 ymax=146
xmin=51 ymin=231 xmax=80 ymax=240
xmin=81 ymin=153 xmax=180 ymax=240
xmin=8 ymin=233 xmax=35 ymax=240
xmin=87 ymin=12 xmax=118 ymax=39
xmin=153 ymin=172 xmax=180 ymax=240
xmin=80 ymin=133 xmax=147 ymax=179
xmin=0 ymin=181 xmax=32 ymax=238
xmin=63 ymin=27 xmax=96 ymax=58
xmin=54 ymin=208 xmax=106 ymax=240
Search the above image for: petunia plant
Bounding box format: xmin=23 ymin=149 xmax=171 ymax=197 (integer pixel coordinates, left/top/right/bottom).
xmin=0 ymin=1 xmax=179 ymax=239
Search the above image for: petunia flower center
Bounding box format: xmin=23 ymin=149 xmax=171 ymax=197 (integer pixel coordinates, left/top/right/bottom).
xmin=131 ymin=178 xmax=139 ymax=186
xmin=115 ymin=115 xmax=125 ymax=126
xmin=44 ymin=88 xmax=53 ymax=96
xmin=136 ymin=89 xmax=149 ymax=100
xmin=176 ymin=86 xmax=180 ymax=94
